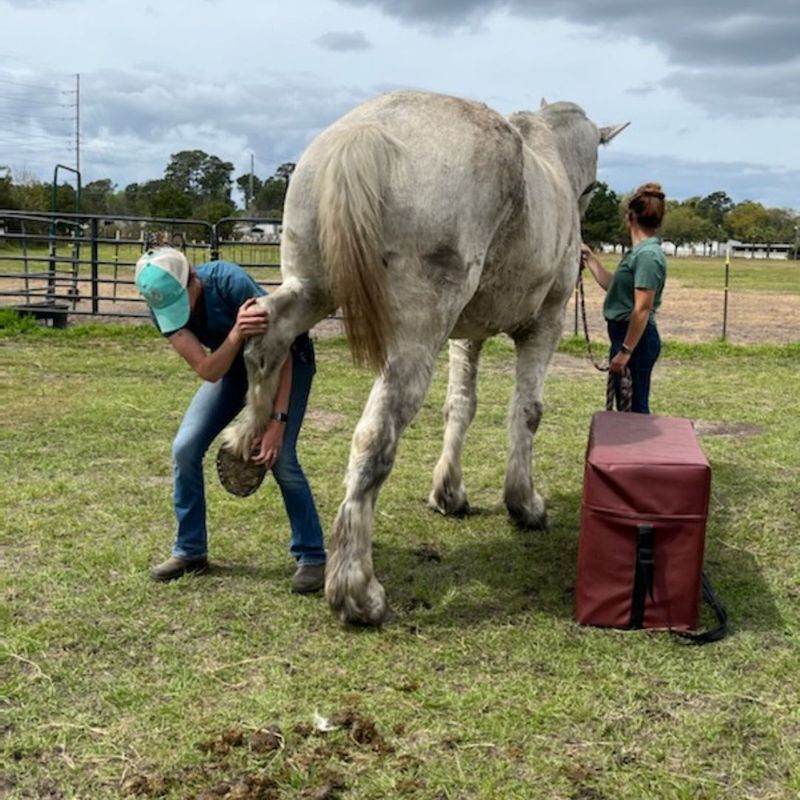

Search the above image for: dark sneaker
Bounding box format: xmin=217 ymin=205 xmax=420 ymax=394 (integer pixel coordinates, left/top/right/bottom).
xmin=291 ymin=563 xmax=325 ymax=594
xmin=150 ymin=555 xmax=209 ymax=582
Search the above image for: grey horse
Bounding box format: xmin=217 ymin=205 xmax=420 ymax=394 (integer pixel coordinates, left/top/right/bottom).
xmin=222 ymin=90 xmax=627 ymax=626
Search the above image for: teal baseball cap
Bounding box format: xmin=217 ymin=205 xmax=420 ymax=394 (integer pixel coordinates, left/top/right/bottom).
xmin=134 ymin=247 xmax=191 ymax=334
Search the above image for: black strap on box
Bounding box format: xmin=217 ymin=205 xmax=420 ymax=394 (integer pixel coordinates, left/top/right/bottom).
xmin=629 ymin=524 xmax=729 ymax=644
xmin=629 ymin=524 xmax=655 ymax=629
xmin=674 ymin=574 xmax=729 ymax=645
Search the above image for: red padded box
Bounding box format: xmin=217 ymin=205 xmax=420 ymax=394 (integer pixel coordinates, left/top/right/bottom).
xmin=576 ymin=411 xmax=711 ymax=632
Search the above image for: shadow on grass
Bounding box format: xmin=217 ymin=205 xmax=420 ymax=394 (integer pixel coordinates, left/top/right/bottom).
xmin=371 ymin=487 xmax=781 ymax=636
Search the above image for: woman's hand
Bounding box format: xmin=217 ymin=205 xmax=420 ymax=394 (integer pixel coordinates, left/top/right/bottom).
xmin=609 ymin=350 xmax=631 ymax=375
xmin=232 ymin=298 xmax=268 ymax=342
xmin=579 ymin=243 xmax=613 ymax=290
xmin=252 ymin=420 xmax=285 ymax=469
xmin=579 ymin=242 xmax=592 ymax=269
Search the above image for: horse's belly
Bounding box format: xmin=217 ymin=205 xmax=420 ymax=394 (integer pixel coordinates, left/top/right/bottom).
xmin=451 ymin=289 xmax=543 ymax=339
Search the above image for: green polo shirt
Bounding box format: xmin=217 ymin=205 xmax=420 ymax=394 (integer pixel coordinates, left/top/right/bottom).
xmin=603 ymin=237 xmax=667 ymax=323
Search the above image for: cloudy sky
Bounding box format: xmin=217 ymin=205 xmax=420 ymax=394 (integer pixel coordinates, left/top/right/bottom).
xmin=1 ymin=0 xmax=798 ymax=210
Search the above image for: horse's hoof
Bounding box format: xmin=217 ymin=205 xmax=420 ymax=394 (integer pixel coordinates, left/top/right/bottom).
xmin=428 ymin=488 xmax=470 ymax=518
xmin=380 ymin=606 xmax=396 ymax=627
xmin=508 ymin=506 xmax=549 ymax=531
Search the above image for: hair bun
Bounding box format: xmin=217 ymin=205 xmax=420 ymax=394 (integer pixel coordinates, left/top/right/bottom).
xmin=638 ymin=182 xmax=665 ymax=200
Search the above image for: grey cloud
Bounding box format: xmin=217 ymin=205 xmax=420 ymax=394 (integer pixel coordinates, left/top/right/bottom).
xmin=661 ymin=64 xmax=800 ymax=117
xmin=314 ymin=30 xmax=374 ymax=51
xmin=338 ymin=1 xmax=800 ymax=67
xmin=75 ymin=69 xmax=372 ymax=184
xmin=337 ymin=0 xmax=800 ymax=118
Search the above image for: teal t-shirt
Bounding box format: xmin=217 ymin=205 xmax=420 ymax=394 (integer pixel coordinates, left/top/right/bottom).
xmin=603 ymin=237 xmax=667 ymax=323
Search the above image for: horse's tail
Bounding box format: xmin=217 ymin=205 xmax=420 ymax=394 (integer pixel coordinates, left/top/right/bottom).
xmin=316 ymin=124 xmax=405 ymax=372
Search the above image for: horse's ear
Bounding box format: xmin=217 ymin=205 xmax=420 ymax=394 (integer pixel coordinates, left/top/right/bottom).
xmin=600 ymin=122 xmax=630 ymax=144
xmin=540 ymin=97 xmax=548 ymax=109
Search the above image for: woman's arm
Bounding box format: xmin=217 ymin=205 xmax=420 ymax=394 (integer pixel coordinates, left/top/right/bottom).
xmin=580 ymin=243 xmax=613 ymax=291
xmin=609 ymin=288 xmax=655 ymax=375
xmin=168 ymin=297 xmax=267 ymax=383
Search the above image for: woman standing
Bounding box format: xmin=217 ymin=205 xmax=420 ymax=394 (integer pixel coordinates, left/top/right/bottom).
xmin=580 ymin=183 xmax=667 ymax=414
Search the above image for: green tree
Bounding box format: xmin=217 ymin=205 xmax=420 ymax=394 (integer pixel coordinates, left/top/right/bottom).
xmin=198 ymin=155 xmax=234 ymax=202
xmin=10 ymin=180 xmax=50 ymax=212
xmin=255 ymin=177 xmax=288 ymax=217
xmin=82 ymin=179 xmax=116 ymax=214
xmin=275 ymin=162 xmax=296 ymax=186
xmin=725 ymin=201 xmax=773 ymax=243
xmin=659 ymin=205 xmax=715 ymax=255
xmin=53 ymin=183 xmax=78 ymax=213
xmin=581 ymin=181 xmax=622 ymax=248
xmin=149 ymin=183 xmax=193 ymax=219
xmin=0 ymin=173 xmax=16 ymax=210
xmin=196 ymin=198 xmax=236 ymax=225
xmin=236 ymin=173 xmax=264 ymax=210
xmin=697 ymin=190 xmax=734 ymax=231
xmin=164 ymin=150 xmax=208 ymax=195
xmin=164 ymin=150 xmax=234 ymax=203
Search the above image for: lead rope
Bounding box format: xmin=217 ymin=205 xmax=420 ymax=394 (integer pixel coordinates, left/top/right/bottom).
xmin=577 ymin=268 xmax=632 ymax=412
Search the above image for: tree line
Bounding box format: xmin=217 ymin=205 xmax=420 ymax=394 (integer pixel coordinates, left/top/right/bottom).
xmin=1 ymin=152 xmax=798 ymax=256
xmin=0 ymin=150 xmax=296 ymax=223
xmin=582 ymin=183 xmax=799 ymax=256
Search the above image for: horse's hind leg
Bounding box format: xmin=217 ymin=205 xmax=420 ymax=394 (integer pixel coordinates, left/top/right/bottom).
xmin=223 ymin=278 xmax=330 ymax=458
xmin=429 ymin=338 xmax=484 ymax=516
xmin=326 ymin=346 xmax=439 ymax=626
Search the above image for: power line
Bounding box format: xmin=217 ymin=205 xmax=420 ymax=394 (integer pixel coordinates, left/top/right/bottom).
xmin=0 ymin=93 xmax=71 ymax=107
xmin=0 ymin=75 xmax=61 ymax=93
xmin=0 ymin=109 xmax=72 ymax=122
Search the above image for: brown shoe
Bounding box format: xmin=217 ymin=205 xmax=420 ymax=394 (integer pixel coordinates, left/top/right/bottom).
xmin=150 ymin=555 xmax=209 ymax=582
xmin=291 ymin=563 xmax=325 ymax=594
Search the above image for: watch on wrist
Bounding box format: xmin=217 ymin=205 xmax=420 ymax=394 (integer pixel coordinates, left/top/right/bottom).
xmin=271 ymin=411 xmax=288 ymax=423
xmin=620 ymin=343 xmax=632 ymax=355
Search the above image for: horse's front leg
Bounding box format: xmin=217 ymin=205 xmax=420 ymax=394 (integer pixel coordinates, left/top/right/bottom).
xmin=504 ymin=305 xmax=566 ymax=530
xmin=326 ymin=348 xmax=438 ymax=626
xmin=222 ymin=281 xmax=329 ymax=458
xmin=429 ymin=338 xmax=483 ymax=516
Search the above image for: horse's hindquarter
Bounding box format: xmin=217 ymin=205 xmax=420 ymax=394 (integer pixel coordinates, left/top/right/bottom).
xmin=305 ymin=92 xmax=526 ymax=306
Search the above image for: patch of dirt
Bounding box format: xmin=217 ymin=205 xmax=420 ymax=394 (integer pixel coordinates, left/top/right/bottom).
xmin=304 ymin=407 xmax=347 ymax=432
xmin=693 ymin=420 xmax=764 ymax=437
xmin=196 ymin=726 xmax=283 ymax=758
xmin=572 ymin=282 xmax=799 ymax=345
xmin=194 ymin=774 xmax=280 ymax=800
xmin=326 ymin=710 xmax=394 ymax=754
xmin=121 ymin=713 xmax=390 ymax=799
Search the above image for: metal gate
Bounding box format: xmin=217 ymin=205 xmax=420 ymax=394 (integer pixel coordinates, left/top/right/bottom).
xmin=0 ymin=210 xmax=284 ymax=326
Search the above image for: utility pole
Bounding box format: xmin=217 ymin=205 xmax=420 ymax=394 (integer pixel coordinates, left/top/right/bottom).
xmin=249 ymin=152 xmax=254 ymax=213
xmin=75 ymin=73 xmax=80 ymax=175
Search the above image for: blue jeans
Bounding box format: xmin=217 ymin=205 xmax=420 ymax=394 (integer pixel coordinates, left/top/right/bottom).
xmin=607 ymin=319 xmax=661 ymax=414
xmin=171 ymin=340 xmax=325 ymax=565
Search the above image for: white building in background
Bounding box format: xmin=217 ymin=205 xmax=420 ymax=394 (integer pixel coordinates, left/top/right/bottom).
xmin=725 ymin=240 xmax=793 ymax=260
xmin=603 ymin=240 xmax=794 ymax=259
xmin=234 ymin=222 xmax=281 ymax=244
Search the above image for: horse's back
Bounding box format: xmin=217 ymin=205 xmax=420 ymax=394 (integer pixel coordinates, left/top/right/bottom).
xmin=297 ymin=91 xmax=526 ymax=241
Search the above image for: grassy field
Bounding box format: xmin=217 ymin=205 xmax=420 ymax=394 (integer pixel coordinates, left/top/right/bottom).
xmin=636 ymin=256 xmax=799 ymax=294
xmin=2 ymin=321 xmax=800 ymax=799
